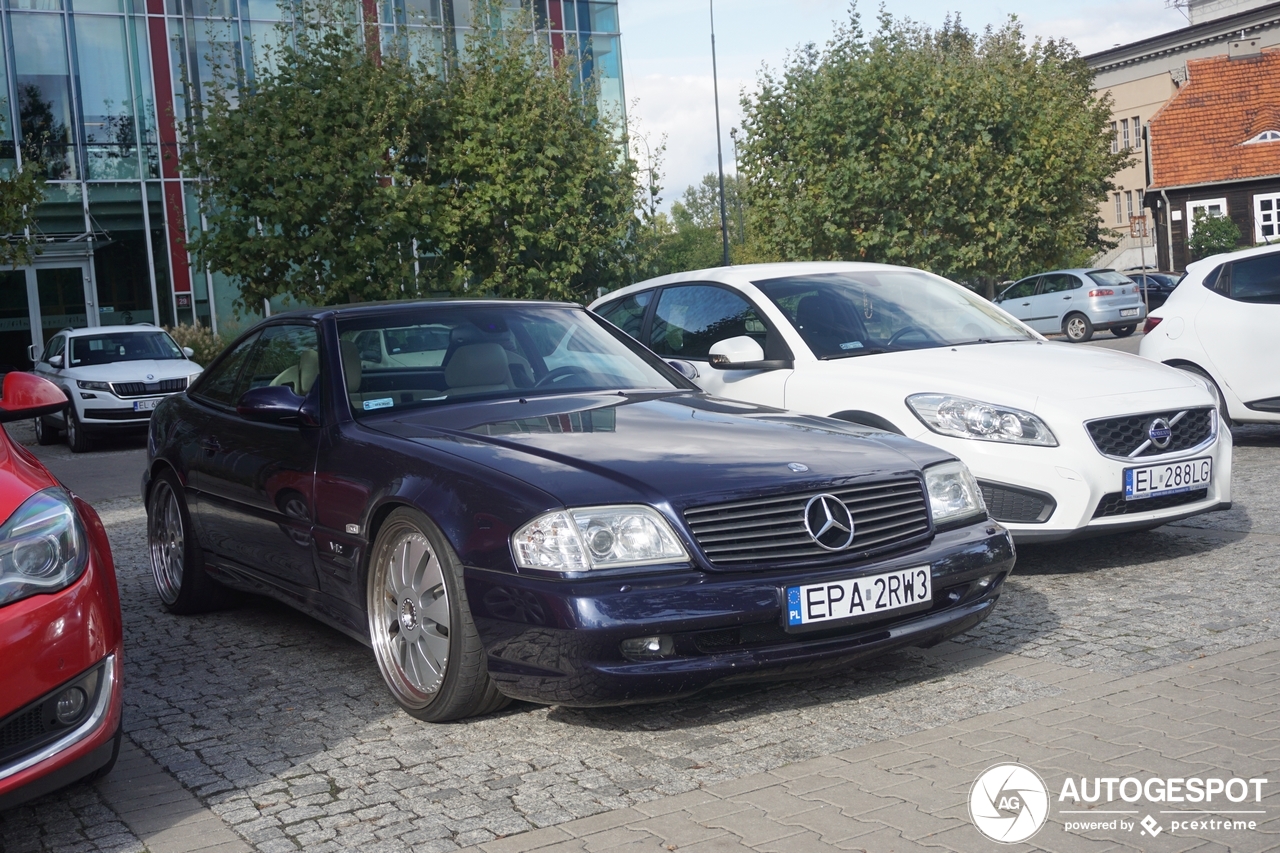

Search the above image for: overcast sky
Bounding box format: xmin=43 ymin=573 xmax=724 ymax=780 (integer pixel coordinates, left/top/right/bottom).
xmin=616 ymin=0 xmax=1190 ymax=209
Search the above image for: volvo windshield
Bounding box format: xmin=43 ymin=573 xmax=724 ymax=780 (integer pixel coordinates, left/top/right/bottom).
xmin=754 ymin=271 xmax=1035 ymax=358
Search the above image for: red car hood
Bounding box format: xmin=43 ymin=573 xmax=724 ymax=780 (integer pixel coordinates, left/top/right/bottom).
xmin=0 ymin=431 xmax=60 ymax=524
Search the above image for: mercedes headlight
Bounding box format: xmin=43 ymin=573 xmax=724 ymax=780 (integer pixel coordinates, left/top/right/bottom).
xmin=76 ymin=380 xmax=111 ymax=393
xmin=0 ymin=489 xmax=89 ymax=607
xmin=924 ymin=461 xmax=986 ymax=526
xmin=512 ymin=506 xmax=689 ymax=572
xmin=907 ymin=394 xmax=1057 ymax=446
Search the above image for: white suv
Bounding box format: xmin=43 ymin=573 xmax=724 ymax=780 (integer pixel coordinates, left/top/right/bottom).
xmin=32 ymin=325 xmax=203 ymax=452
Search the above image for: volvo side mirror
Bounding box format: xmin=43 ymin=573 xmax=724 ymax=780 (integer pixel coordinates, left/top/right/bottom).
xmin=49 ymin=355 xmax=63 ymax=368
xmin=182 ymin=346 xmax=195 ymax=358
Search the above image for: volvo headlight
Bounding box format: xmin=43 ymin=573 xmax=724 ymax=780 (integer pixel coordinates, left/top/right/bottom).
xmin=512 ymin=506 xmax=689 ymax=572
xmin=907 ymin=394 xmax=1057 ymax=446
xmin=76 ymin=380 xmax=111 ymax=393
xmin=0 ymin=489 xmax=89 ymax=607
xmin=924 ymin=461 xmax=986 ymax=526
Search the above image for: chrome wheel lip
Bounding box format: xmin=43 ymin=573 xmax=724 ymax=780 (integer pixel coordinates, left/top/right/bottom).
xmin=149 ymin=481 xmax=184 ymax=605
xmin=370 ymin=527 xmax=451 ymax=708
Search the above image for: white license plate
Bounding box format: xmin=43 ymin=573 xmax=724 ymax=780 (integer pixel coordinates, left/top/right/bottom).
xmin=133 ymin=399 xmax=159 ymax=412
xmin=786 ymin=566 xmax=931 ymax=629
xmin=1120 ymin=307 xmax=1140 ymax=317
xmin=1124 ymin=457 xmax=1212 ymax=501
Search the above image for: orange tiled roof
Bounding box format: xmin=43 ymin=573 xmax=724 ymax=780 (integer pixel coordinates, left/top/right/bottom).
xmin=1148 ymin=49 xmax=1280 ymax=190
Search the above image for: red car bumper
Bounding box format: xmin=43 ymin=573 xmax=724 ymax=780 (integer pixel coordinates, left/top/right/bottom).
xmin=0 ymin=497 xmax=124 ymax=811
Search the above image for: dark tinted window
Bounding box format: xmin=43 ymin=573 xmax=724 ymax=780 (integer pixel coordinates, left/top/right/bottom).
xmin=1203 ymin=264 xmax=1229 ymax=295
xmin=1229 ymin=253 xmax=1280 ymax=303
xmin=1086 ymin=271 xmax=1134 ymax=288
xmin=1041 ymin=273 xmax=1082 ymax=294
xmin=191 ymin=332 xmax=260 ymax=406
xmin=240 ymin=325 xmax=320 ymax=396
xmin=648 ymin=285 xmax=766 ymax=359
xmin=596 ymin=291 xmax=652 ymax=338
xmin=1001 ymin=279 xmax=1037 ymax=300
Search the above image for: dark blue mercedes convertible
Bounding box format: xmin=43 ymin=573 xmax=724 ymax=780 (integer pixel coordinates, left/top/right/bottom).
xmin=144 ymin=300 xmax=1014 ymax=721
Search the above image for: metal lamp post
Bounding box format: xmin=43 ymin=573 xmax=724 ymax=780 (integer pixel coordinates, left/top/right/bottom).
xmin=710 ymin=0 xmax=731 ymax=266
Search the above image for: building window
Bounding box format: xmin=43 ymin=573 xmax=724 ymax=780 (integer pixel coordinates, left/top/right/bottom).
xmin=1115 ymin=193 xmax=1123 ymax=224
xmin=1132 ymin=116 xmax=1141 ymax=148
xmin=1245 ymin=130 xmax=1280 ymax=144
xmin=1121 ymin=118 xmax=1130 ymax=150
xmin=1136 ymin=190 xmax=1145 ymax=214
xmin=1256 ymin=192 xmax=1280 ymax=242
xmin=1186 ymin=198 xmax=1228 ymax=236
xmin=1126 ymin=191 xmax=1134 ymax=221
xmin=1111 ymin=121 xmax=1119 ymax=154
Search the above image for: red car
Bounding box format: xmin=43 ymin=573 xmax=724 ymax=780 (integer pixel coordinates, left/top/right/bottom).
xmin=0 ymin=371 xmax=123 ymax=810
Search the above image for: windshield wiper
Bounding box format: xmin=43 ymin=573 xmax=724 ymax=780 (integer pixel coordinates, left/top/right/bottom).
xmin=821 ymin=348 xmax=889 ymax=359
xmin=946 ymin=338 xmax=1028 ymax=346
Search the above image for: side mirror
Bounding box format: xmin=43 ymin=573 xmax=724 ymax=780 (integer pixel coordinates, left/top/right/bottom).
xmin=236 ymin=385 xmax=306 ymax=425
xmin=182 ymin=346 xmax=194 ymax=358
xmin=708 ymin=336 xmax=791 ymax=371
xmin=666 ymin=359 xmax=699 ymax=380
xmin=49 ymin=355 xmax=63 ymax=368
xmin=0 ymin=372 xmax=68 ymax=423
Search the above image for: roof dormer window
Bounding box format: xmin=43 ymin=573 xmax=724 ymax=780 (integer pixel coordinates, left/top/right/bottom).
xmin=1245 ymin=130 xmax=1280 ymax=144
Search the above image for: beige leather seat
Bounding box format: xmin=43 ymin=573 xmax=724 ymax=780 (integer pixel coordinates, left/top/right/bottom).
xmin=339 ymin=339 xmax=366 ymax=407
xmin=445 ymin=343 xmax=512 ymax=396
xmin=270 ymin=348 xmax=321 ymax=395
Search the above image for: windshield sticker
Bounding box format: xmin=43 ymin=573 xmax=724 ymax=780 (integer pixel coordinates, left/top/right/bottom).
xmin=839 ymin=341 xmax=864 ymax=350
xmin=363 ymin=398 xmax=394 ymax=411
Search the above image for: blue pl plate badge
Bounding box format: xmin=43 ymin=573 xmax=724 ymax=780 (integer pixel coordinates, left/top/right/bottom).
xmin=787 ymin=587 xmax=803 ymax=626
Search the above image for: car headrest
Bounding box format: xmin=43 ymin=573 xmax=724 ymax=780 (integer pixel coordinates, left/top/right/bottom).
xmin=796 ymin=294 xmax=834 ymax=329
xmin=339 ymin=339 xmax=362 ymax=392
xmin=445 ymin=343 xmax=509 ymax=388
xmin=298 ymin=348 xmax=320 ymax=394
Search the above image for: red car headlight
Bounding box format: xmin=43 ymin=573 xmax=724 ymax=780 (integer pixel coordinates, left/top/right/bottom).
xmin=0 ymin=489 xmax=89 ymax=607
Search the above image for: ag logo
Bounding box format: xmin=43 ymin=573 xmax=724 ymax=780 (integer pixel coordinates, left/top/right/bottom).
xmin=969 ymin=763 xmax=1049 ymax=843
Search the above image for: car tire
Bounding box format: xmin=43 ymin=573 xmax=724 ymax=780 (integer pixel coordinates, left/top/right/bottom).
xmin=65 ymin=408 xmax=92 ymax=453
xmin=34 ymin=416 xmax=59 ymax=445
xmin=1177 ymin=364 xmax=1232 ymax=428
xmin=147 ymin=469 xmax=231 ymax=614
xmin=367 ymin=508 xmax=510 ymax=722
xmin=1063 ymin=313 xmax=1094 ymax=343
xmin=1112 ymin=325 xmax=1136 ymax=338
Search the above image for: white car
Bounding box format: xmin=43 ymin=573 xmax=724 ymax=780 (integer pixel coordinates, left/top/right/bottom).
xmin=32 ymin=325 xmax=203 ymax=452
xmin=1139 ymin=244 xmax=1280 ymax=426
xmin=590 ymin=262 xmax=1232 ymax=543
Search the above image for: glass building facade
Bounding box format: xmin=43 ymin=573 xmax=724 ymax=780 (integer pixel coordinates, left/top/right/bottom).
xmin=0 ymin=0 xmax=623 ymax=366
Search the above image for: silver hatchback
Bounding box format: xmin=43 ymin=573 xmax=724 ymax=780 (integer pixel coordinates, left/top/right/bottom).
xmin=995 ymin=269 xmax=1147 ymax=342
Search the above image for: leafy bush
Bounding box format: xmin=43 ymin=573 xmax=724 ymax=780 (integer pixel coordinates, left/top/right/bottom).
xmin=165 ymin=324 xmax=230 ymax=368
xmin=1188 ymin=210 xmax=1242 ymax=260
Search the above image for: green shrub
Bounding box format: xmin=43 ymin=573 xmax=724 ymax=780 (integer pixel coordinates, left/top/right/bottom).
xmin=1188 ymin=210 xmax=1242 ymax=260
xmin=165 ymin=324 xmax=231 ymax=368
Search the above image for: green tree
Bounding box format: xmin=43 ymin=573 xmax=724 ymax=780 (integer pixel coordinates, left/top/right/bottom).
xmin=421 ymin=0 xmax=638 ymax=300
xmin=184 ymin=8 xmax=438 ymax=310
xmin=0 ymin=166 xmax=43 ymax=268
xmin=738 ymin=8 xmax=1128 ymax=293
xmin=1187 ymin=209 xmax=1242 ymax=260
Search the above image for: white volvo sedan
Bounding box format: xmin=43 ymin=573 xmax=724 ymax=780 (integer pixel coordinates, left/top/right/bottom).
xmin=590 ymin=262 xmax=1232 ymax=543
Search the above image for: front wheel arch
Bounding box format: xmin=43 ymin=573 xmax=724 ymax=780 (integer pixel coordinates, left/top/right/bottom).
xmin=828 ymin=410 xmax=904 ymax=435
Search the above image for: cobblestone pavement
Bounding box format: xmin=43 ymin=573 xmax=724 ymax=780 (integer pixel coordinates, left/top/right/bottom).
xmin=1 ymin=425 xmax=1277 ymax=853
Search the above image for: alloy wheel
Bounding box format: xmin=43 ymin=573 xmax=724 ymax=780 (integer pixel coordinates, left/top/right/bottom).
xmin=371 ymin=528 xmax=452 ymax=707
xmin=149 ymin=480 xmax=185 ymax=605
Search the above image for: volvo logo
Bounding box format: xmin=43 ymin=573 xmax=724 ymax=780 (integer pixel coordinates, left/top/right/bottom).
xmin=1148 ymin=418 xmax=1173 ymax=449
xmin=146 ymin=373 xmax=155 ymax=380
xmin=804 ymin=494 xmax=856 ymax=551
xmin=787 ymin=462 xmax=809 ymax=473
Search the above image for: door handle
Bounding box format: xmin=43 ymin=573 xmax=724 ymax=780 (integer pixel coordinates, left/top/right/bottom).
xmin=1062 ymin=296 xmax=1071 ymax=300
xmin=200 ymin=437 xmax=221 ymax=454
xmin=1020 ymin=302 xmax=1030 ymax=306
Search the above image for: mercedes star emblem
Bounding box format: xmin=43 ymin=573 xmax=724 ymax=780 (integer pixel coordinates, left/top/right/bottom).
xmin=804 ymin=493 xmax=856 ymax=551
xmin=1148 ymin=417 xmax=1172 ymax=450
